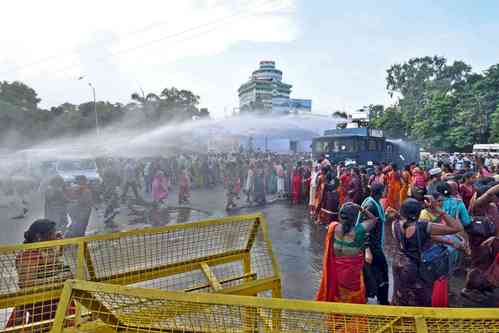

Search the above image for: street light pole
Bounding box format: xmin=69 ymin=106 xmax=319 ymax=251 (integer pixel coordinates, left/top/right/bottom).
xmin=88 ymin=82 xmax=100 ymax=136
xmin=79 ymin=76 xmax=100 ymax=136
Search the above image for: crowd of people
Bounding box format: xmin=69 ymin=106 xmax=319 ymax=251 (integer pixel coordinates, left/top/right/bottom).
xmin=41 ymin=151 xmax=499 ymax=307
xmin=5 ymin=151 xmax=499 ymax=328
xmin=40 ymin=152 xmax=312 ymax=237
xmin=311 ymin=154 xmax=498 ymax=308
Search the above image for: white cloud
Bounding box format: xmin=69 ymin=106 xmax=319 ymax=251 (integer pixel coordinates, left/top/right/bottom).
xmin=0 ymin=0 xmax=298 ymax=113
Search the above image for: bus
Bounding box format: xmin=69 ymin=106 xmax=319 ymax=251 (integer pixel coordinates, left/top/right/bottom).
xmin=312 ymin=127 xmax=419 ymax=165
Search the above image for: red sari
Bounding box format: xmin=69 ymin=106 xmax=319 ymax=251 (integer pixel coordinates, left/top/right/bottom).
xmin=317 ymin=223 xmax=367 ymax=332
xmin=291 ymin=168 xmax=302 ymax=204
xmin=338 ymin=173 xmax=352 ymax=207
xmin=6 ymin=249 xmax=75 ymax=329
xmin=317 ymin=223 xmax=366 ymax=303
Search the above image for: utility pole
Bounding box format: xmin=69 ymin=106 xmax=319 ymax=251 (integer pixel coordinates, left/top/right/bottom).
xmin=88 ymin=82 xmax=100 ymax=136
xmin=78 ymin=76 xmax=99 ymax=136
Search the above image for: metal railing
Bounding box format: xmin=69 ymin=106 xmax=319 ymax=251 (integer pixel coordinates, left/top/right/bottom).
xmin=52 ymin=279 xmax=499 ymax=333
xmin=0 ymin=213 xmax=280 ymax=332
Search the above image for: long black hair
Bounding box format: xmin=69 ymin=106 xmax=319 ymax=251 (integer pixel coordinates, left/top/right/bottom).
xmin=435 ymin=181 xmax=451 ymax=197
xmin=338 ymin=203 xmax=360 ymax=234
xmin=24 ymin=219 xmax=56 ymax=244
xmin=399 ymin=199 xmax=422 ymax=230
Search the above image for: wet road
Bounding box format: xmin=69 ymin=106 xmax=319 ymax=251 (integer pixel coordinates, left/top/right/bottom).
xmin=0 ymin=186 xmax=496 ymax=305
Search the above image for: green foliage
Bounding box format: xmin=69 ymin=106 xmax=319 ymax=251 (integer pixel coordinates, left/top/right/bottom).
xmin=490 ymin=105 xmax=499 ymax=143
xmin=332 ymin=111 xmax=348 ymax=119
xmin=131 ymin=87 xmax=207 ymax=121
xmin=0 ymin=82 xmax=209 ymax=148
xmin=0 ymin=81 xmax=40 ymax=111
xmin=369 ymin=105 xmax=406 ymax=139
xmin=373 ymin=56 xmax=498 ymax=151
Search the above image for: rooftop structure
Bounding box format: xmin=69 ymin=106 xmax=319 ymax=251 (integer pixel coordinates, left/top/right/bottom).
xmin=238 ymin=61 xmax=311 ymax=115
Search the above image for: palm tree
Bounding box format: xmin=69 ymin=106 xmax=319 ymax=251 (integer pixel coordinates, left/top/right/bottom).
xmin=131 ymin=91 xmax=160 ymax=120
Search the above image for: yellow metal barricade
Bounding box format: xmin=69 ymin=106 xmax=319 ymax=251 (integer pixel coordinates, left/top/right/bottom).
xmin=52 ymin=279 xmax=499 ymax=333
xmin=0 ymin=214 xmax=280 ymax=332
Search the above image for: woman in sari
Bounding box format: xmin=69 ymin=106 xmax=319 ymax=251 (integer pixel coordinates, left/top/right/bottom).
xmin=178 ymin=167 xmax=191 ymax=205
xmin=338 ymin=167 xmax=351 ymax=207
xmin=269 ymin=164 xmax=278 ymax=195
xmin=461 ymin=182 xmax=499 ymax=300
xmin=400 ymin=165 xmax=412 ymax=205
xmin=369 ymin=166 xmax=385 ymax=187
xmin=308 ymin=164 xmax=319 ymax=216
xmin=245 ymin=163 xmax=255 ymax=204
xmin=459 ymin=171 xmax=475 ymax=209
xmin=385 ymin=164 xmax=402 ymax=211
xmin=152 ymin=170 xmax=169 ymax=203
xmin=313 ymin=166 xmax=329 ymax=222
xmin=317 ymin=203 xmax=378 ymax=303
xmin=6 ymin=220 xmax=74 ymax=330
xmin=392 ymin=198 xmax=463 ymax=306
xmin=476 ymin=157 xmax=492 ymax=178
xmin=318 ymin=181 xmax=340 ymax=225
xmin=291 ymin=162 xmax=303 ymax=204
xmin=253 ymin=163 xmax=266 ymax=205
xmin=302 ymin=161 xmax=312 ymax=204
xmin=419 ymin=188 xmax=467 ymax=307
xmin=411 ymin=166 xmax=427 ymax=189
xmin=274 ymin=162 xmax=285 ymax=198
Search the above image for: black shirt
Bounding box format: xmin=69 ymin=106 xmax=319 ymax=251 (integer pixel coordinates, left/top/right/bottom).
xmin=363 ymin=199 xmax=383 ymax=253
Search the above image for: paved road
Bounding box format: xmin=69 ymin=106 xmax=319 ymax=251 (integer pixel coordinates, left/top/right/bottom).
xmin=0 ymin=186 xmax=495 ymax=306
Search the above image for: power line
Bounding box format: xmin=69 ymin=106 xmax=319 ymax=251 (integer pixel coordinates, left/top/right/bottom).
xmin=1 ymin=0 xmax=283 ymax=78
xmin=0 ymin=0 xmax=258 ymax=76
xmin=34 ymin=0 xmax=288 ymax=106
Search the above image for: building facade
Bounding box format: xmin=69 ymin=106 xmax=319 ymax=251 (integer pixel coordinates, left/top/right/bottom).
xmin=238 ymin=61 xmax=311 ymax=115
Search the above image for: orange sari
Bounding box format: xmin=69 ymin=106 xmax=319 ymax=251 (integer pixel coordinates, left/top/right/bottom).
xmin=313 ymin=174 xmax=326 ymax=219
xmin=386 ymin=170 xmax=402 ymax=210
xmin=400 ymin=170 xmax=411 ymax=204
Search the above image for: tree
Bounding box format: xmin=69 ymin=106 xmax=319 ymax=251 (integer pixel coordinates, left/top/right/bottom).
xmin=412 ymin=94 xmax=456 ymax=150
xmin=386 ymin=56 xmax=471 ymax=138
xmin=332 ymin=111 xmax=348 ymax=119
xmin=0 ymin=81 xmax=41 ymax=111
xmin=490 ymin=105 xmax=499 ymax=143
xmin=159 ymin=87 xmax=200 ymax=121
xmin=369 ymin=105 xmax=406 ymax=139
xmin=131 ymin=91 xmax=160 ymax=120
xmin=366 ymin=104 xmax=384 ymax=119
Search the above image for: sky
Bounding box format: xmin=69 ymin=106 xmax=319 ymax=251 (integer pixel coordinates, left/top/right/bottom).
xmin=1 ymin=0 xmax=499 ymax=118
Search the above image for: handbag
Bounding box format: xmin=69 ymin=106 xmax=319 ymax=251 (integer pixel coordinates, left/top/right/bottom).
xmin=395 ymin=221 xmax=450 ymax=284
xmin=466 ymin=216 xmax=497 ymax=238
xmin=415 ymin=225 xmax=451 ymax=284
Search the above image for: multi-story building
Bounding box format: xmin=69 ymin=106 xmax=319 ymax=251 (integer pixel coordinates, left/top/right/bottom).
xmin=238 ymin=61 xmax=310 ymax=115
